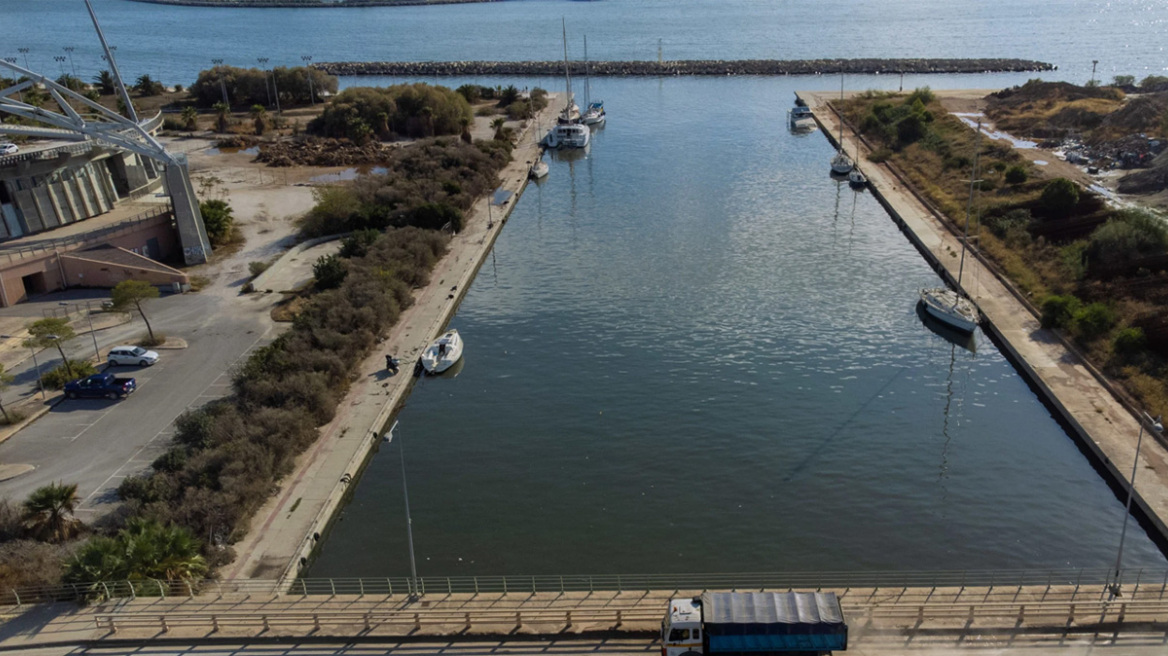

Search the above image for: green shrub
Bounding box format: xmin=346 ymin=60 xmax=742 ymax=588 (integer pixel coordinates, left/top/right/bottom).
xmin=339 ymin=229 xmax=381 ymax=258
xmin=1004 ymin=165 xmax=1028 ymax=184
xmin=308 ymin=83 xmax=473 ymax=140
xmin=1041 ymin=294 xmax=1081 ymax=330
xmin=1072 ymin=302 xmax=1116 ymax=340
xmin=1040 ymin=178 xmax=1079 ymax=215
xmin=312 ymin=254 xmax=347 ymax=289
xmin=411 ymin=202 xmax=463 ymax=232
xmin=1113 ymin=75 xmax=1136 ymax=87
xmin=199 ymin=200 xmax=235 ymax=246
xmin=189 ymin=65 xmax=336 ymax=108
xmin=40 ymin=360 xmax=98 ymax=390
xmin=1086 ymin=208 xmax=1168 ymax=276
xmin=867 ymin=147 xmax=892 ymax=163
xmin=248 ymin=261 xmax=268 ymax=277
xmin=985 ymin=209 xmax=1033 ymax=238
xmin=896 ymin=113 xmax=927 ymax=147
xmin=1113 ymin=327 xmax=1146 ymax=355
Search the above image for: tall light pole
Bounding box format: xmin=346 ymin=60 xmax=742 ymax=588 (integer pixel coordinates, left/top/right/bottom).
xmin=301 ymin=55 xmax=315 ymax=105
xmin=61 ymin=302 xmax=100 ymax=362
xmin=386 ymin=420 xmax=420 ymax=599
xmin=5 ymin=336 xmax=46 ymax=400
xmin=257 ymin=57 xmax=272 ymax=108
xmin=211 ymin=58 xmax=229 ymax=106
xmin=1110 ymin=411 xmax=1163 ymax=598
xmin=17 ymin=48 xmax=30 ymax=70
xmin=1091 ymin=60 xmax=1099 ymax=86
xmin=63 ymin=47 xmax=77 ymax=78
xmin=53 ymin=55 xmax=67 ymax=79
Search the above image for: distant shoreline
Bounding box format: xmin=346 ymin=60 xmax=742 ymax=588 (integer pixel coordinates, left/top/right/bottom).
xmin=318 ymin=58 xmax=1057 ymax=77
xmin=123 ymin=0 xmax=497 ymax=7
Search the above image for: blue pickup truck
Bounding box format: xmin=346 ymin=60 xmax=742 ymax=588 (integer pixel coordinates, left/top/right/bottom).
xmin=63 ymin=372 xmax=137 ymax=400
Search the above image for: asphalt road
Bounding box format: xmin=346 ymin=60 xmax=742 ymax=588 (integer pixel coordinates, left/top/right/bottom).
xmin=0 ymin=289 xmax=277 ymax=516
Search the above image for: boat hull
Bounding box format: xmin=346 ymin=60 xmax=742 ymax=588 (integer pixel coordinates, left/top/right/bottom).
xmin=421 ymin=329 xmax=464 ymax=374
xmin=529 ymin=161 xmax=549 ymax=179
xmin=920 ymin=288 xmax=979 ymax=333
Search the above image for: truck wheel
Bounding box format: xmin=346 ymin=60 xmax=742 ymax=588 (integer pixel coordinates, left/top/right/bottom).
xmin=66 ymin=391 xmax=76 ymax=400
xmin=106 ymin=391 xmax=117 ymax=400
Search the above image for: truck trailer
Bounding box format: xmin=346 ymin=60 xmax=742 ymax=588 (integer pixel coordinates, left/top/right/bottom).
xmin=662 ymin=591 xmax=847 ymax=656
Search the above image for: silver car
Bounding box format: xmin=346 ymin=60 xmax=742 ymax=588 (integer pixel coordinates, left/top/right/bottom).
xmin=107 ymin=345 xmax=160 ymax=367
xmin=0 ymin=143 xmax=18 ymax=155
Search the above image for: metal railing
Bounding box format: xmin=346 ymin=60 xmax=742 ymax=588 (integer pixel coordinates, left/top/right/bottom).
xmin=6 ymin=567 xmax=1168 ymax=608
xmin=0 ymin=112 xmax=165 ymax=168
xmin=0 ymin=203 xmax=172 ymax=263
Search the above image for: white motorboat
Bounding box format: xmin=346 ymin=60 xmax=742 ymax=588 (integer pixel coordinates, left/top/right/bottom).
xmin=919 ymin=288 xmax=979 ymax=332
xmin=545 ymin=122 xmax=590 ymax=149
xmin=582 ymin=101 xmax=606 ymax=125
xmin=529 ymin=158 xmax=549 ymax=179
xmin=420 ymin=329 xmax=463 ymax=374
xmin=918 ymin=118 xmax=985 ymax=335
xmin=789 ymin=105 xmax=815 ymax=130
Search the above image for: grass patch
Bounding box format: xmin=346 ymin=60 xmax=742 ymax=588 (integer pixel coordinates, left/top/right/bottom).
xmin=137 ymin=333 xmax=167 ymax=348
xmin=188 ymin=275 xmax=211 ymax=292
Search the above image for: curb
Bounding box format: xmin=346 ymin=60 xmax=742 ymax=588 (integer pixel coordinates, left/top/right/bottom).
xmin=0 ymin=394 xmax=66 ymax=447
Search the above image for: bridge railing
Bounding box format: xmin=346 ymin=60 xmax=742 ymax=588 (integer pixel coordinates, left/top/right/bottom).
xmin=6 ymin=567 xmax=1168 ymax=608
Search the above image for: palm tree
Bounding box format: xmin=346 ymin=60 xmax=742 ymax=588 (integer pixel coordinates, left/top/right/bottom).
xmin=135 ymin=74 xmax=162 ymax=97
xmin=250 ymin=104 xmax=268 ymax=136
xmin=121 ymin=518 xmax=207 ymax=582
xmin=459 ymin=116 xmax=472 ymax=144
xmin=491 ymin=117 xmax=506 ymax=141
xmin=213 ymin=101 xmax=231 ymax=133
xmin=92 ymin=70 xmax=116 ymax=95
xmin=64 ymin=535 xmax=127 ymax=594
xmin=181 ymin=106 xmax=198 ymax=131
xmin=22 ymin=482 xmax=82 ymax=543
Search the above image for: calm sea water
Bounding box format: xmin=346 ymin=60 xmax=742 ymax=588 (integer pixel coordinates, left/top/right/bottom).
xmin=9 ymin=0 xmax=1168 ymax=576
xmin=310 ymin=72 xmax=1168 ymax=576
xmin=6 ymin=0 xmax=1168 ymax=85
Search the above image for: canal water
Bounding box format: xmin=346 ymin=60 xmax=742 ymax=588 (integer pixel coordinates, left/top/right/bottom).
xmin=309 ymin=73 xmax=1168 ymax=576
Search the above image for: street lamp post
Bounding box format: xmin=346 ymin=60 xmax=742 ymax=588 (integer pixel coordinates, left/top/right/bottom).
xmin=1091 ymin=60 xmax=1099 ymax=86
xmin=63 ymin=47 xmax=77 ymax=78
xmin=3 ymin=336 xmax=46 ymax=400
xmin=257 ymin=58 xmax=272 ymax=108
xmin=17 ymin=48 xmax=30 ymax=70
xmin=301 ymin=55 xmax=315 ymax=105
xmin=61 ymin=302 xmax=100 ymax=362
xmin=211 ymin=58 xmax=228 ymax=106
xmin=1110 ymin=411 xmax=1163 ymax=598
xmin=53 ymin=55 xmax=67 ymax=79
xmin=386 ymin=421 xmax=420 ymax=599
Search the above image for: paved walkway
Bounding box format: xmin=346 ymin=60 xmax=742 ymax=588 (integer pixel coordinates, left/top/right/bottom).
xmin=801 ymin=91 xmax=1168 ymax=545
xmin=221 ymin=98 xmax=564 ymax=582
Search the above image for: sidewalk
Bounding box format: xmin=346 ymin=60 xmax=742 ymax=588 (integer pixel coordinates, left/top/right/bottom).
xmin=221 ymin=97 xmax=564 ymax=582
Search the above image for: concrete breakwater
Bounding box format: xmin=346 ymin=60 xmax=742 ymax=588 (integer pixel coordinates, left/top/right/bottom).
xmin=318 ymin=58 xmax=1054 ymax=77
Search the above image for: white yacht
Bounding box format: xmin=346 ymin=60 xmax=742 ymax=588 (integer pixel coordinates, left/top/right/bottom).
xmin=546 ymin=121 xmax=590 ymax=148
xmin=919 ymin=118 xmax=985 ymax=334
xmin=420 ymin=329 xmax=463 ymax=374
xmin=529 ymin=158 xmax=549 ymax=179
xmin=789 ymin=105 xmax=815 ymax=130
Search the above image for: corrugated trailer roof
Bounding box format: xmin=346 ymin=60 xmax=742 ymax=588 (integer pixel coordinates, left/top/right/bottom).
xmin=701 ymin=591 xmax=844 ymax=627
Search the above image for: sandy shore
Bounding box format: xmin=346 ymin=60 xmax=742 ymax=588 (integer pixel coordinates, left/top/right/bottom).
xmin=221 ymin=96 xmax=565 ymax=582
xmin=800 ymin=90 xmax=1168 ymax=549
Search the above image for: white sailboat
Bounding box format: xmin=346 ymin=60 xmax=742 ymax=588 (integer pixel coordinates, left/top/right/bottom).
xmin=580 ymin=35 xmax=606 ymax=126
xmin=420 ymin=329 xmax=464 ymax=374
xmin=830 ymin=72 xmax=853 ymax=175
xmin=920 ymin=119 xmax=984 ymax=333
xmin=529 ymin=95 xmax=549 ymax=179
xmin=544 ymin=19 xmax=589 ymax=149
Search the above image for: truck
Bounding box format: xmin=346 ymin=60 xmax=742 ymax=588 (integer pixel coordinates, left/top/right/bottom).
xmin=662 ymin=592 xmax=847 ymax=656
xmin=63 ymin=372 xmax=137 ymax=400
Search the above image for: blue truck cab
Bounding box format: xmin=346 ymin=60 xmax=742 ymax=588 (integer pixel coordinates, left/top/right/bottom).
xmin=662 ymin=592 xmax=847 ymax=656
xmin=63 ymin=372 xmax=137 ymax=400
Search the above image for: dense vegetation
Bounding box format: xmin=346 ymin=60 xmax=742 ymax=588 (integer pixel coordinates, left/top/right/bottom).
xmin=299 ymin=136 xmax=512 ymax=237
xmin=307 ymin=83 xmax=473 ymax=141
xmin=456 ymin=84 xmax=549 ymax=120
xmin=189 ymin=65 xmax=337 ymax=109
xmin=841 ymin=87 xmax=1168 ymax=415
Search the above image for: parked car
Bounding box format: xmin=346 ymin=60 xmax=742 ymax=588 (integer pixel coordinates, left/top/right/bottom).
xmin=107 ymin=345 xmax=159 ymax=367
xmin=0 ymin=143 xmax=17 ymax=155
xmin=64 ymin=372 xmax=136 ymax=400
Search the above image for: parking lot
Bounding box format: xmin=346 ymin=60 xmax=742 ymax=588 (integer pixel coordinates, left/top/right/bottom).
xmin=0 ymin=291 xmax=276 ymax=516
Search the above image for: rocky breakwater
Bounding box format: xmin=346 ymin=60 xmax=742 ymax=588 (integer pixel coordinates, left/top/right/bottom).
xmin=318 ymin=58 xmax=1055 ymax=77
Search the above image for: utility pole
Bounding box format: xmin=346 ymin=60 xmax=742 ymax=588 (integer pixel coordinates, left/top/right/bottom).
xmin=257 ymin=58 xmax=271 ymax=107
xmin=53 ymin=56 xmax=67 ymax=78
xmin=63 ymin=47 xmax=76 ymax=78
xmin=17 ymin=48 xmax=30 ymax=70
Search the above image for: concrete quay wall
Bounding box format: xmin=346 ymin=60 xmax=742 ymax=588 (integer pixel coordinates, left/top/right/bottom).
xmin=798 ymin=92 xmax=1168 ymax=551
xmin=319 ymin=58 xmax=1055 ymax=77
xmin=125 ymin=0 xmax=495 ymax=7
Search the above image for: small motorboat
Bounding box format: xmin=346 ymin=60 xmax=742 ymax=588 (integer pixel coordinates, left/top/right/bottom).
xmin=420 ymin=329 xmax=464 ymax=374
xmin=530 ymin=158 xmax=549 ymax=179
xmin=919 ymin=288 xmax=979 ymax=333
xmin=789 ymin=105 xmax=815 ymax=130
xmin=582 ymin=100 xmax=606 ymax=125
xmin=848 ymin=168 xmax=867 ymax=189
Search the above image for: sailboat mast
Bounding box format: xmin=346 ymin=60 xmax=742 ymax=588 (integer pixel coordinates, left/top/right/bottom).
xmin=957 ymin=118 xmax=984 ymax=286
xmin=584 ymin=35 xmax=591 ymax=108
xmin=562 ymin=18 xmax=572 ymax=109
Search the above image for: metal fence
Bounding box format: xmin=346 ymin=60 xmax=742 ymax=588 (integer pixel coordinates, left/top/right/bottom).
xmin=6 ymin=567 xmax=1168 ymax=608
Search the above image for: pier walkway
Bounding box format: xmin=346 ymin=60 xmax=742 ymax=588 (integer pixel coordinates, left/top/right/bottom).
xmin=799 ymin=90 xmax=1168 ymax=551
